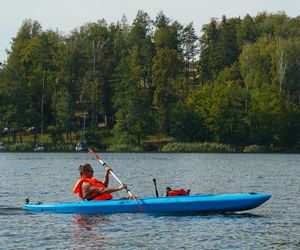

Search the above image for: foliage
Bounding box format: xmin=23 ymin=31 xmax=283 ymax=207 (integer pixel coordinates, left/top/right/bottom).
xmin=0 ymin=12 xmax=299 ymax=151
xmin=107 ymin=144 xmax=144 ymax=152
xmin=161 ymin=142 xmax=235 ymax=153
xmin=47 ymin=143 xmax=75 ymax=152
xmin=112 ymin=56 xmax=153 ymax=145
xmin=187 ymin=81 xmax=248 ymax=144
xmin=243 ymin=145 xmax=266 ymax=153
xmin=6 ymin=143 xmax=33 ymax=152
xmin=169 ymin=101 xmax=208 ymax=142
xmin=152 ymin=47 xmax=183 ymax=134
xmin=47 ymin=125 xmax=63 ymax=144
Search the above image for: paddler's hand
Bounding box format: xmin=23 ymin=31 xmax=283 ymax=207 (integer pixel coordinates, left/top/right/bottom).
xmin=105 ymin=167 xmax=112 ymax=174
xmin=118 ymin=184 xmax=127 ymax=190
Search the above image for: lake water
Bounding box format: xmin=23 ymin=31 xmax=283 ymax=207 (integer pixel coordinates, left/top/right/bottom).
xmin=0 ymin=153 xmax=299 ymax=249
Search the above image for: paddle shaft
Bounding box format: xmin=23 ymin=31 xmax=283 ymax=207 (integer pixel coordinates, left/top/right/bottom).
xmin=92 ymin=152 xmax=134 ymax=197
xmin=87 ymin=148 xmax=144 ymax=212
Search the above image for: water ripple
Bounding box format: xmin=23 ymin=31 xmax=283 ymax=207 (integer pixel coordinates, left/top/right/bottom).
xmin=0 ymin=152 xmax=299 ymax=249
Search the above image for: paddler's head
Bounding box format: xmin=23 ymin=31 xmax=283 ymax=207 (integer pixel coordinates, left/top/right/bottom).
xmin=79 ymin=163 xmax=94 ymax=177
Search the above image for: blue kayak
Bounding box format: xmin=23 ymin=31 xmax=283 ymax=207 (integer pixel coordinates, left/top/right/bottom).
xmin=23 ymin=193 xmax=271 ymax=213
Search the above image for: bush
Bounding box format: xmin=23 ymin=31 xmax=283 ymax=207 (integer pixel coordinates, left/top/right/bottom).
xmin=47 ymin=143 xmax=75 ymax=152
xmin=243 ymin=145 xmax=266 ymax=153
xmin=161 ymin=142 xmax=235 ymax=153
xmin=107 ymin=144 xmax=144 ymax=152
xmin=6 ymin=143 xmax=33 ymax=152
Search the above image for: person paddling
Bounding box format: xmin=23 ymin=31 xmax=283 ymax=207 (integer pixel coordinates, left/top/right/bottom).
xmin=73 ymin=163 xmax=127 ymax=201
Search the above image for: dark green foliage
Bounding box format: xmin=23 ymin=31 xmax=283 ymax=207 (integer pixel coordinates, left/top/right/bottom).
xmin=169 ymin=101 xmax=208 ymax=142
xmin=107 ymin=144 xmax=144 ymax=152
xmin=187 ymin=81 xmax=248 ymax=145
xmin=161 ymin=142 xmax=235 ymax=153
xmin=152 ymin=47 xmax=183 ymax=134
xmin=154 ymin=12 xmax=182 ymax=51
xmin=112 ymin=55 xmax=153 ymax=145
xmin=0 ymin=12 xmax=299 ymax=151
xmin=199 ymin=16 xmax=241 ymax=82
xmin=5 ymin=143 xmax=33 ymax=152
xmin=47 ymin=125 xmax=63 ymax=144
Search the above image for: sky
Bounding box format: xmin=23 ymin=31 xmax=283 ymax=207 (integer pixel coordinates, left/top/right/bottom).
xmin=1 ymin=0 xmax=299 ymax=62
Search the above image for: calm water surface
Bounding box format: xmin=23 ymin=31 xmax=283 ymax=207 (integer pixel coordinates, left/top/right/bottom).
xmin=0 ymin=153 xmax=299 ymax=249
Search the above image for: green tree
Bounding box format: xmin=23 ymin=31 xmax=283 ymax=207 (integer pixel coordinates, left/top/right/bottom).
xmin=33 ymin=30 xmax=65 ymax=134
xmin=55 ymin=86 xmax=73 ymax=141
xmin=237 ymin=14 xmax=258 ymax=47
xmin=198 ymin=18 xmax=219 ymax=82
xmin=187 ymin=81 xmax=247 ymax=144
xmin=112 ymin=56 xmax=153 ymax=145
xmin=75 ymin=20 xmax=114 ymax=128
xmin=154 ymin=12 xmax=181 ymax=51
xmin=169 ymin=101 xmax=208 ymax=142
xmin=0 ymin=19 xmax=43 ymax=141
xmin=218 ymin=16 xmax=240 ymax=68
xmin=180 ymin=22 xmax=198 ymax=84
xmin=247 ymin=85 xmax=286 ymax=145
xmin=152 ymin=47 xmax=182 ymax=134
xmin=199 ymin=16 xmax=240 ymax=82
xmin=128 ymin=10 xmax=155 ymax=88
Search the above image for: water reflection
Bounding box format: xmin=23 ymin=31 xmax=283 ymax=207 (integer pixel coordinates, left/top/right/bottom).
xmin=1 ymin=152 xmax=299 ymax=249
xmin=72 ymin=214 xmax=112 ymax=249
xmin=74 ymin=214 xmax=110 ymax=231
xmin=147 ymin=211 xmax=266 ymax=218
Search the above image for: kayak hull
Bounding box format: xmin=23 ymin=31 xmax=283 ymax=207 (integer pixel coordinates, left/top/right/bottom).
xmin=23 ymin=193 xmax=271 ymax=214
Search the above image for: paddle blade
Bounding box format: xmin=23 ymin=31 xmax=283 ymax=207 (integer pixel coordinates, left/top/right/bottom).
xmin=130 ymin=195 xmax=144 ymax=212
xmin=87 ymin=148 xmax=94 ymax=154
xmin=87 ymin=148 xmax=101 ymax=161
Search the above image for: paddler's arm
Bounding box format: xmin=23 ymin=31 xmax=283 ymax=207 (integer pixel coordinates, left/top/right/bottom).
xmin=81 ymin=181 xmax=127 ymax=200
xmin=102 ymin=166 xmax=111 ymax=187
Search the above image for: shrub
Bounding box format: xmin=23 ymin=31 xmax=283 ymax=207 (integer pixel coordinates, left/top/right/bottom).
xmin=161 ymin=142 xmax=235 ymax=153
xmin=47 ymin=143 xmax=75 ymax=152
xmin=6 ymin=143 xmax=33 ymax=152
xmin=107 ymin=144 xmax=144 ymax=152
xmin=243 ymin=145 xmax=266 ymax=153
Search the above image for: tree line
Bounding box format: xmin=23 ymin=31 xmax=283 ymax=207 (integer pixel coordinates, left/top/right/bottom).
xmin=0 ymin=11 xmax=299 ymax=149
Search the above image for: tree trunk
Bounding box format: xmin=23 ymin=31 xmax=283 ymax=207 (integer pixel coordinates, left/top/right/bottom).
xmin=19 ymin=131 xmax=23 ymax=143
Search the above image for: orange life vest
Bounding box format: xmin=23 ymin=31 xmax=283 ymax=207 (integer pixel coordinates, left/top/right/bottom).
xmin=73 ymin=177 xmax=113 ymax=201
xmin=167 ymin=189 xmax=188 ymax=197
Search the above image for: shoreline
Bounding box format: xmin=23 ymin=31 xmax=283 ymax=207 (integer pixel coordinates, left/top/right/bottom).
xmin=1 ymin=141 xmax=299 ymax=153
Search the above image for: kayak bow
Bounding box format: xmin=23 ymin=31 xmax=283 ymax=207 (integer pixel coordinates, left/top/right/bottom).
xmin=24 ymin=193 xmax=271 ymax=214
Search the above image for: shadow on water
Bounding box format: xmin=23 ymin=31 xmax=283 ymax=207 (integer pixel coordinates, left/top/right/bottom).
xmin=147 ymin=211 xmax=267 ymax=218
xmin=0 ymin=206 xmax=27 ymax=215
